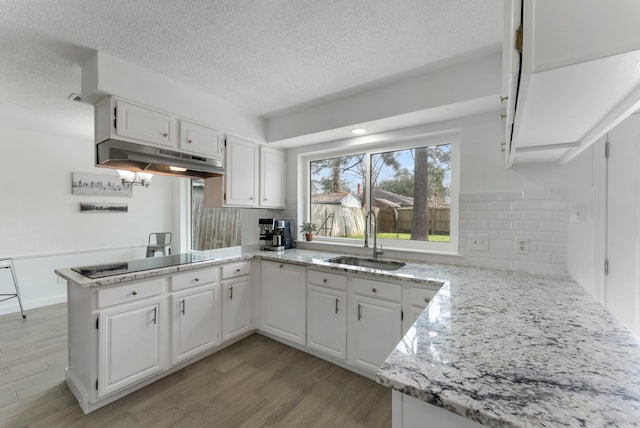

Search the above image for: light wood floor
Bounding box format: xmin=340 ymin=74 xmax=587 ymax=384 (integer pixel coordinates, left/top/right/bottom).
xmin=0 ymin=303 xmax=391 ymax=427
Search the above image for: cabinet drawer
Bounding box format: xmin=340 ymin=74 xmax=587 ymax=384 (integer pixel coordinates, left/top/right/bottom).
xmin=352 ymin=278 xmax=401 ymax=302
xmin=222 ymin=261 xmax=251 ymax=279
xmin=97 ymin=278 xmax=165 ymax=308
xmin=409 ymin=287 xmax=439 ymax=309
xmin=171 ymin=268 xmax=219 ymax=291
xmin=308 ymin=269 xmax=347 ymax=291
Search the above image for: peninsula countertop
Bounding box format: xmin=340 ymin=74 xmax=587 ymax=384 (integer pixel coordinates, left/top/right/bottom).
xmin=55 ymin=247 xmax=640 ymax=426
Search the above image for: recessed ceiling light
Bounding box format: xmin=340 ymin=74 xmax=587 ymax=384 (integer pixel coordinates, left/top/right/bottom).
xmin=351 ymin=128 xmax=366 ymax=135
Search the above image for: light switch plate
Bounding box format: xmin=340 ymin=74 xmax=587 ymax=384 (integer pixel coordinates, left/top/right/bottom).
xmin=469 ymin=234 xmax=489 ymax=251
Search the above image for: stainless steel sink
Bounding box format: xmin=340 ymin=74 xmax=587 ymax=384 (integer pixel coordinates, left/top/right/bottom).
xmin=326 ymin=256 xmax=406 ymax=271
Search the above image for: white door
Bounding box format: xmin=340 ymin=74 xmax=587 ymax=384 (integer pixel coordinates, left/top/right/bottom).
xmin=352 ymin=296 xmax=401 ymax=372
xmin=222 ymin=277 xmax=250 ymax=341
xmin=606 ymin=114 xmax=640 ymax=335
xmin=307 ymin=285 xmax=347 ymax=360
xmin=98 ymin=297 xmax=166 ymax=397
xmin=260 ymin=261 xmax=306 ymax=345
xmin=172 ymin=285 xmax=220 ymax=364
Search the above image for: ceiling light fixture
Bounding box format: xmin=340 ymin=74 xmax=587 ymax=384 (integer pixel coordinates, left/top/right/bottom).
xmin=351 ymin=128 xmax=367 ymax=135
xmin=117 ymin=170 xmax=153 ymax=188
xmin=169 ymin=166 xmax=187 ymax=172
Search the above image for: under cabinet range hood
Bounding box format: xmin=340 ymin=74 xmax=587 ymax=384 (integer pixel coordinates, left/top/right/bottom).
xmin=96 ymin=139 xmax=224 ymax=179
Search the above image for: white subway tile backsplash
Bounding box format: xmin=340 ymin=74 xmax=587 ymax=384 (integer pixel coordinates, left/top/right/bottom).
xmin=460 ymin=189 xmax=569 ymax=276
xmin=524 ymin=190 xmax=552 ymax=200
xmin=539 ymin=222 xmax=567 ymax=232
xmin=501 ymin=191 xmax=524 ymax=201
xmin=502 ymin=211 xmax=526 ymax=220
xmin=468 ymin=220 xmax=490 ymax=230
xmin=540 ymin=200 xmax=567 ymax=210
xmin=513 ymin=221 xmax=540 ymax=231
xmin=490 ymin=221 xmax=512 ymax=230
xmin=488 ymin=201 xmax=512 ymax=211
xmin=512 ymin=200 xmax=540 ymax=210
xmin=525 ymin=211 xmax=554 ymax=221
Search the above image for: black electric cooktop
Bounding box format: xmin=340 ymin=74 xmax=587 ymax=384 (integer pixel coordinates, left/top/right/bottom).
xmin=71 ymin=253 xmax=215 ymax=279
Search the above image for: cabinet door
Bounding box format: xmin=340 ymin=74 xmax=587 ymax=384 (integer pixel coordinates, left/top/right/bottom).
xmin=225 ymin=136 xmax=258 ymax=206
xmin=115 ymin=100 xmax=175 ymax=148
xmin=171 ymin=285 xmax=220 ymax=364
xmin=260 ymin=261 xmax=306 ymax=345
xmin=259 ymin=146 xmax=285 ymax=208
xmin=351 ymin=296 xmax=402 ymax=373
xmin=179 ymin=120 xmax=224 ymax=160
xmin=307 ymin=285 xmax=346 ymax=360
xmin=222 ymin=277 xmax=250 ymax=341
xmin=98 ymin=297 xmax=166 ymax=397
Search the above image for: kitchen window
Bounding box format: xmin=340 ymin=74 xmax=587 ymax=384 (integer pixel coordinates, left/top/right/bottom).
xmin=305 ymin=134 xmax=459 ymax=254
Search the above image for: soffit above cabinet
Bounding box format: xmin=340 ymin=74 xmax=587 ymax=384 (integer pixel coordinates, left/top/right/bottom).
xmin=504 ymin=0 xmax=640 ymax=166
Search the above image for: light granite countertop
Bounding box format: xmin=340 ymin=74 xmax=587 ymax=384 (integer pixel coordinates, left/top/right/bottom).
xmin=55 ymin=247 xmax=640 ymax=426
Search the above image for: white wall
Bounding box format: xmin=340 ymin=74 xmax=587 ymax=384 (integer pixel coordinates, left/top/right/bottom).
xmin=0 ymin=126 xmax=176 ymax=315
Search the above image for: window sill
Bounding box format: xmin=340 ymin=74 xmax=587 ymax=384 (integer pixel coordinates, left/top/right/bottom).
xmin=295 ymin=239 xmax=463 ymax=262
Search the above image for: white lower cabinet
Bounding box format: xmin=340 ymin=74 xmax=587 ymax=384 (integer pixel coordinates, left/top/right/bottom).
xmin=307 ymin=285 xmax=347 ymax=360
xmin=98 ymin=296 xmax=167 ymax=397
xmin=404 ymin=286 xmax=439 ymax=335
xmin=171 ymin=284 xmax=220 ymax=365
xmin=350 ymin=278 xmax=402 ymax=373
xmin=260 ymin=261 xmax=307 ymax=345
xmin=222 ymin=277 xmax=250 ymax=341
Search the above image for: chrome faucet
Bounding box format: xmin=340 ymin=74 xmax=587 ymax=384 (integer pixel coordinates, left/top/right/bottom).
xmin=364 ymin=210 xmax=384 ymax=259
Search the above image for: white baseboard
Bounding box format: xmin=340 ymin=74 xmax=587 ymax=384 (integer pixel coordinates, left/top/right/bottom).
xmin=0 ymin=294 xmax=66 ymax=316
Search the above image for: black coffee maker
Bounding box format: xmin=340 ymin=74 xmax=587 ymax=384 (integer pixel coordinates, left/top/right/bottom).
xmin=259 ymin=219 xmax=295 ymax=251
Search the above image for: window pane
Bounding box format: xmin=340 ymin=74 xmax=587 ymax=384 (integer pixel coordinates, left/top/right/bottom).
xmin=191 ymin=180 xmax=241 ymax=250
xmin=371 ymin=144 xmax=451 ymax=243
xmin=309 ymin=154 xmax=366 ymax=238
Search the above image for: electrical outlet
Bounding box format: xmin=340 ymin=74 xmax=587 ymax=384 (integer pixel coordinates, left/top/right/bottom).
xmin=516 ymin=238 xmax=529 ymax=254
xmin=469 ymin=234 xmax=489 ymax=251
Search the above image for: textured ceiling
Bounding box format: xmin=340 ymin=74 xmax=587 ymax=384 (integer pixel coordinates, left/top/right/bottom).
xmin=0 ymin=0 xmax=502 ymax=139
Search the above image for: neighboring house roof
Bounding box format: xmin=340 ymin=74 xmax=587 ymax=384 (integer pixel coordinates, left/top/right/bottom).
xmin=311 ymin=192 xmax=362 ymax=208
xmin=371 ymin=189 xmax=413 ymax=207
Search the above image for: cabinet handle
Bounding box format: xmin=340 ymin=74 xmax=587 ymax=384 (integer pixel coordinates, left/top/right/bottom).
xmin=187 ymin=139 xmax=192 ymax=144
xmin=323 ymin=278 xmax=328 ymax=283
xmin=357 ymin=303 xmax=362 ymax=320
xmin=372 ymin=288 xmax=377 ymax=293
xmin=235 ymin=268 xmax=241 ymax=273
xmin=424 ymin=297 xmax=430 ymax=303
xmin=500 ymin=95 xmax=508 ymax=103
xmin=162 ymin=132 xmax=168 ymax=138
xmin=152 ymin=307 xmax=157 ymax=324
xmin=335 ymin=298 xmax=339 ymax=314
xmin=131 ymin=291 xmax=138 ymax=296
xmin=181 ymin=299 xmax=186 ymax=315
xmin=194 ymin=277 xmax=200 ymax=282
xmin=249 ymin=197 xmax=254 ymax=200
xmin=279 ymin=264 xmax=283 ymax=269
xmin=229 ymin=285 xmax=233 ymax=300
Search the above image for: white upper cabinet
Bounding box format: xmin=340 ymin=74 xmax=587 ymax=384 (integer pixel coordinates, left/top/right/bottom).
xmin=179 ymin=119 xmax=224 ymax=160
xmin=503 ymin=0 xmax=640 ymax=166
xmin=95 ymin=96 xmax=225 ymax=159
xmin=225 ymin=135 xmax=259 ymax=207
xmin=115 ymin=99 xmax=176 ymax=148
xmin=259 ymin=146 xmax=285 ymax=209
